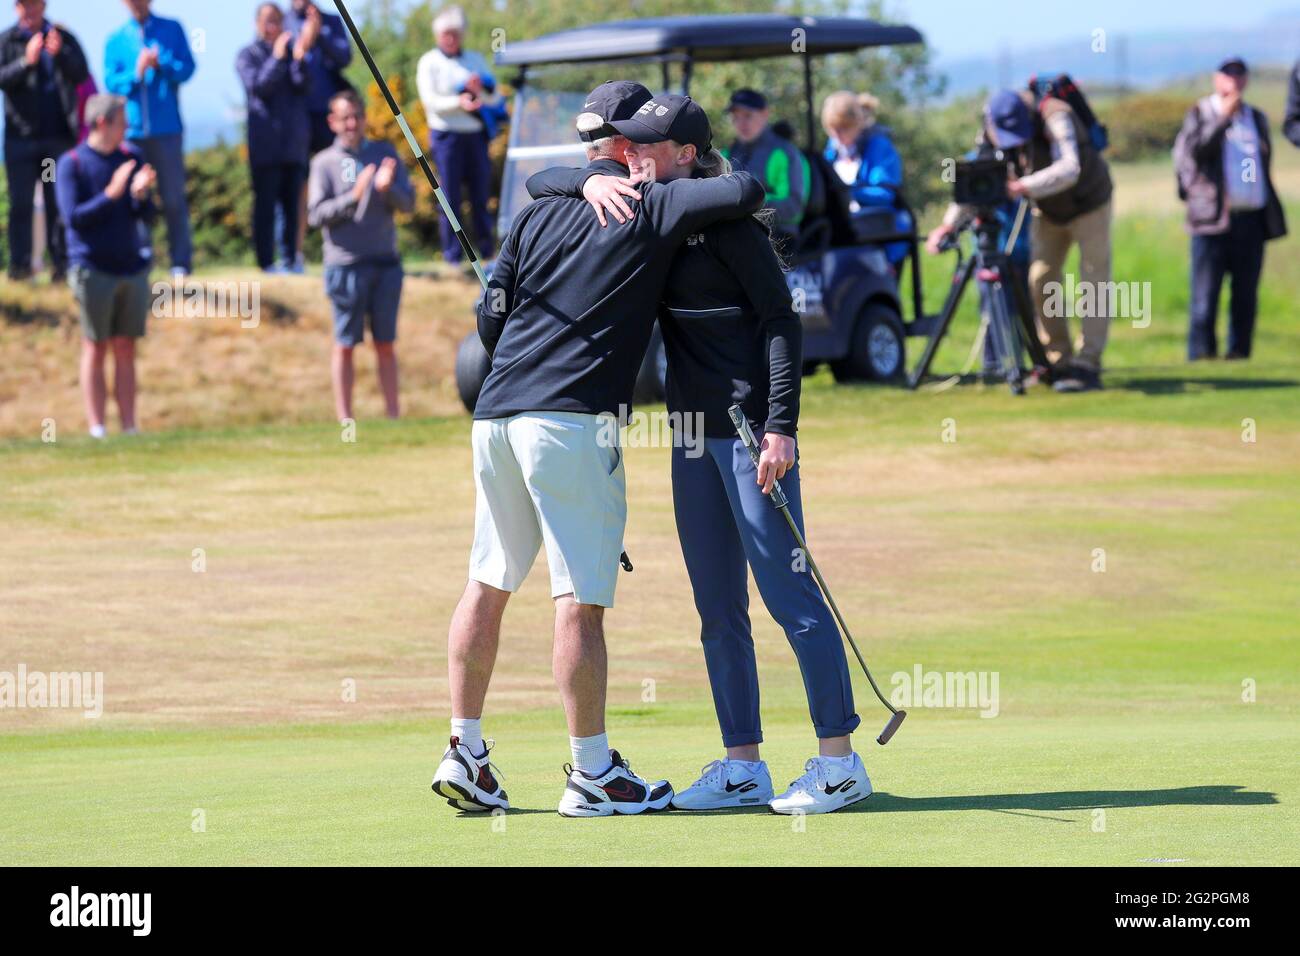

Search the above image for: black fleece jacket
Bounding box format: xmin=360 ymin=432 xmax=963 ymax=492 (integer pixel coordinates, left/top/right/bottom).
xmin=528 ymin=166 xmax=802 ymax=438
xmin=474 ymin=159 xmax=763 ymax=421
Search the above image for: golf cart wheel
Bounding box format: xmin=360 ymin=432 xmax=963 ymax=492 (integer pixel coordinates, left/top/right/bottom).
xmin=632 ymin=322 xmax=668 ymax=405
xmin=455 ymin=331 xmax=492 ymax=413
xmin=830 ymin=304 xmax=906 ymax=384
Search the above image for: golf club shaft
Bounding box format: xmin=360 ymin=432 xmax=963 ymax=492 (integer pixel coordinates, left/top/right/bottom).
xmin=726 ymin=406 xmax=897 ymax=715
xmin=332 ymin=0 xmax=488 ymax=289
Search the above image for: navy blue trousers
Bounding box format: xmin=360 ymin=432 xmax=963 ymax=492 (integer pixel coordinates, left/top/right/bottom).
xmin=672 ymin=438 xmax=860 ymax=747
xmin=429 ymin=129 xmax=494 ymax=263
xmin=1189 ymin=210 xmax=1266 ymax=360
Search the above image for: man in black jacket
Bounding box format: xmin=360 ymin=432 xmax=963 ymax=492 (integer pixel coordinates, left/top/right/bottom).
xmin=430 ymin=81 xmax=764 ymax=818
xmin=0 ymin=0 xmax=88 ymax=281
xmin=1173 ymin=58 xmax=1287 ymax=360
xmin=1284 ymin=56 xmax=1300 ymax=148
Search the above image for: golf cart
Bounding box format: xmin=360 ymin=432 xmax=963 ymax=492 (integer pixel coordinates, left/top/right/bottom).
xmin=454 ymin=13 xmax=935 ymax=412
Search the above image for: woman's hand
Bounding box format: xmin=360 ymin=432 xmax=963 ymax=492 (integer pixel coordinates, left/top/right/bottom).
xmin=580 ymin=174 xmax=642 ymax=226
xmin=757 ymin=432 xmax=796 ymax=495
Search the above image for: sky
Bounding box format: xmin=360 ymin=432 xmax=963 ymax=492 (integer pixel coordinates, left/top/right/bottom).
xmin=38 ymin=0 xmax=1295 ymax=146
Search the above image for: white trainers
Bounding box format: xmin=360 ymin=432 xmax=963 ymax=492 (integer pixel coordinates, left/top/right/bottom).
xmin=431 ymin=736 xmax=509 ymax=812
xmin=557 ymin=749 xmax=674 ymax=817
xmin=670 ymin=758 xmax=774 ymax=811
xmin=768 ymin=753 xmax=871 ymax=815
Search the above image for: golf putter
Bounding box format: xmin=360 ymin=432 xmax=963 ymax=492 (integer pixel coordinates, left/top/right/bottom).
xmin=727 ymin=405 xmax=906 ymax=745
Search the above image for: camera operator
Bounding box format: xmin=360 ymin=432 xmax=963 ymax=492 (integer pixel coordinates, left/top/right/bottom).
xmin=926 ymin=89 xmax=1114 ymax=393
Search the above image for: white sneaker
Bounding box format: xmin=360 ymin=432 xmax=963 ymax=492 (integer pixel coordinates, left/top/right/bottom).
xmin=431 ymin=736 xmax=509 ymax=812
xmin=557 ymin=749 xmax=674 ymax=817
xmin=88 ymin=424 xmax=107 ymax=439
xmin=670 ymin=758 xmax=774 ymax=811
xmin=769 ymin=753 xmax=872 ymax=815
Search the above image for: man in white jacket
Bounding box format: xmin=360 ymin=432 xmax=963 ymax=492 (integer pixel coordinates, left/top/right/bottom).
xmin=416 ymin=4 xmax=499 ymax=269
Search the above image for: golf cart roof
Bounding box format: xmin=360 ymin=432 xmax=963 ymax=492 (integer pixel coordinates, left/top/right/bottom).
xmin=495 ymin=14 xmax=924 ymax=66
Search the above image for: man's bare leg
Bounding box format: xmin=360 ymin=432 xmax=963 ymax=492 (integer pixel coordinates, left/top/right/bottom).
xmin=109 ymin=336 xmax=137 ymax=431
xmin=332 ymin=344 xmax=355 ymax=422
xmin=552 ymin=594 xmax=606 ymax=738
xmin=80 ymin=339 xmax=108 ymax=431
xmin=374 ymin=341 xmax=400 ymax=419
xmin=448 ymin=580 xmax=510 ymax=719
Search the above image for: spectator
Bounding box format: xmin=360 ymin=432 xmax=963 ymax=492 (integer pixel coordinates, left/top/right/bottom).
xmin=0 ymin=0 xmax=89 ymax=282
xmin=237 ymin=2 xmax=313 ymax=274
xmin=722 ymin=88 xmax=808 ymax=248
xmin=75 ymin=74 xmax=96 ymax=141
xmin=821 ymin=90 xmax=911 ymax=267
xmin=932 ymin=89 xmax=1114 ymax=393
xmin=285 ymin=0 xmax=352 ymax=270
xmin=104 ymin=0 xmax=195 ymax=276
xmin=308 ymin=90 xmax=413 ymax=422
xmin=416 ymin=4 xmax=499 ymax=272
xmin=1173 ymin=58 xmax=1287 ymax=361
xmin=55 ymin=94 xmax=156 ymax=439
xmin=1285 ymin=55 xmax=1300 ymax=148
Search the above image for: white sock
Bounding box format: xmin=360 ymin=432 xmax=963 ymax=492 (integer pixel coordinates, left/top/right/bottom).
xmin=570 ymin=733 xmax=610 ymax=777
xmin=824 ymin=752 xmax=857 ymax=769
xmin=451 ymin=717 xmax=483 ymax=756
xmin=729 ymin=758 xmax=765 ymax=771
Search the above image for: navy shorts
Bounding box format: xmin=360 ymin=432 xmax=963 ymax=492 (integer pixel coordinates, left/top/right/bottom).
xmin=325 ymin=261 xmax=403 ymax=346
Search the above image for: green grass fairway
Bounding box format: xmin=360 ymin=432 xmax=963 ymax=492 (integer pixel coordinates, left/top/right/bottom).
xmin=2 ymin=354 xmax=1298 ymax=865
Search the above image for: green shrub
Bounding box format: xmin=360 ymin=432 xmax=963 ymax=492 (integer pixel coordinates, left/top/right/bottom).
xmin=1104 ymin=93 xmax=1192 ymax=163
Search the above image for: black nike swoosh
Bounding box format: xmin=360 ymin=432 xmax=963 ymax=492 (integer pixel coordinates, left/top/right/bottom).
xmin=724 ymin=779 xmax=754 ymax=792
xmin=823 ymin=779 xmax=856 ymax=795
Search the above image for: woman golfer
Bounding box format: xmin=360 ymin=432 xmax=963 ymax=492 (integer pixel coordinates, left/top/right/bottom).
xmin=528 ymin=94 xmax=869 ymax=815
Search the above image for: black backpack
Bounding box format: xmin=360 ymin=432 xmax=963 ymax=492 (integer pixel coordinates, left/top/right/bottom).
xmin=1028 ymin=73 xmax=1109 ymax=153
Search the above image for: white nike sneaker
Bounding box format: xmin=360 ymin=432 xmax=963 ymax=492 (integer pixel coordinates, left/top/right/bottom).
xmin=670 ymin=759 xmax=774 ymax=811
xmin=557 ymin=749 xmax=674 ymax=817
xmin=431 ymin=736 xmax=509 ymax=812
xmin=768 ymin=753 xmax=872 ymax=815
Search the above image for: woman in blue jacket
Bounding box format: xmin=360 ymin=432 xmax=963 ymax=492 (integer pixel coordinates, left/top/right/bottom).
xmin=822 ymin=91 xmax=911 ymax=267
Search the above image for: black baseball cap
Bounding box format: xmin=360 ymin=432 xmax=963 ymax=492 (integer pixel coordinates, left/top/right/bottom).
xmin=577 ymin=80 xmax=653 ymax=142
xmin=610 ymin=94 xmax=713 ymax=154
xmin=726 ymin=88 xmax=768 ymax=112
xmin=1217 ymin=57 xmax=1248 ymax=77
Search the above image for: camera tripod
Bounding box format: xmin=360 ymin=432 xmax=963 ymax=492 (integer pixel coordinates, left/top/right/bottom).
xmin=907 ymin=209 xmax=1048 ymax=395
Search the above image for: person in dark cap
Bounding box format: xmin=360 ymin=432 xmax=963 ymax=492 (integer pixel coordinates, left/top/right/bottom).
xmin=722 ymin=87 xmax=808 ymax=246
xmin=429 ymin=81 xmax=765 ymax=819
xmin=1173 ymin=57 xmax=1287 ymax=361
xmin=529 ymin=92 xmax=870 ymax=817
xmin=927 ymin=87 xmax=1114 ymax=392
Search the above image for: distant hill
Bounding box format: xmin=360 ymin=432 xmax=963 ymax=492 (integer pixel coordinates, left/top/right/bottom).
xmin=938 ymin=8 xmax=1300 ymax=97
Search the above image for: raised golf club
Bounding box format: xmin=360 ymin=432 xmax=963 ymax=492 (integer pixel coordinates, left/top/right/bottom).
xmin=332 ymin=0 xmax=488 ymax=289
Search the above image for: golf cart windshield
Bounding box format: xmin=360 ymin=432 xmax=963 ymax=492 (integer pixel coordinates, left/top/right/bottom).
xmin=499 ymin=87 xmax=591 ymax=235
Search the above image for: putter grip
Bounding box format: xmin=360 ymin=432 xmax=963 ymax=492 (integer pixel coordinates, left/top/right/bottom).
xmin=727 ymin=404 xmax=789 ymax=509
xmin=727 ymin=404 xmax=761 ymax=464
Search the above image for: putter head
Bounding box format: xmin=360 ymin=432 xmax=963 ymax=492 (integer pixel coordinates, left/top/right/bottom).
xmin=876 ymin=709 xmax=906 ymax=746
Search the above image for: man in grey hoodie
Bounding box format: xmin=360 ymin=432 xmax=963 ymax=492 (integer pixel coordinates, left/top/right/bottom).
xmin=308 ymin=89 xmax=415 ymax=421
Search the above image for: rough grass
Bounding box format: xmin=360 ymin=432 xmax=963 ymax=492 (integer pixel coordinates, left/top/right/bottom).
xmin=0 ymin=268 xmax=480 ymax=439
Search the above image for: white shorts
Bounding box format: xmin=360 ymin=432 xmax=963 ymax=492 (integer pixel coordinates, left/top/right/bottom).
xmin=469 ymin=411 xmax=626 ymax=607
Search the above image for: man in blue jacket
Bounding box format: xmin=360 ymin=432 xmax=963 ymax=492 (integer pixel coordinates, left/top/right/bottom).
xmin=284 ymin=0 xmax=352 ymax=269
xmin=55 ymin=94 xmax=156 ymax=439
xmin=104 ymin=0 xmax=195 ymax=275
xmin=237 ymin=3 xmax=312 ymax=272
